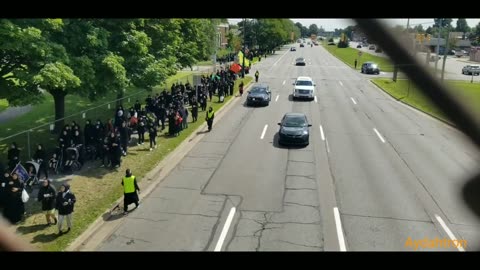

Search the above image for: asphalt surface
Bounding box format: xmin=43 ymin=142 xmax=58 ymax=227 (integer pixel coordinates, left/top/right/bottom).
xmin=97 ymin=44 xmax=480 ymax=251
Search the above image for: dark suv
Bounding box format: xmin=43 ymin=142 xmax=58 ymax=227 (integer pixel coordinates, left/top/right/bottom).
xmin=361 ymin=62 xmax=380 ymax=75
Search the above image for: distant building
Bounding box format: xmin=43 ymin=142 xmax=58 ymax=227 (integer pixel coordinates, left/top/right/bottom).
xmin=217 ymin=23 xmax=229 ymax=49
xmin=470 ymin=47 xmax=480 ymax=62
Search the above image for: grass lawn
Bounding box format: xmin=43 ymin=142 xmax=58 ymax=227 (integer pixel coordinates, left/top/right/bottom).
xmin=371 ymin=79 xmax=480 ymax=123
xmin=322 ymin=43 xmax=394 ymax=72
xmin=13 ymin=76 xmax=253 ymax=251
xmin=196 ymin=60 xmax=213 ymax=66
xmin=0 ymin=99 xmax=8 ymax=113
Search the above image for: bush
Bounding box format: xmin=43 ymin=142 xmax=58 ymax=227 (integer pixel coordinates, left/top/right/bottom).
xmin=337 ymin=40 xmax=349 ymax=48
xmin=328 ymin=38 xmax=334 ymax=43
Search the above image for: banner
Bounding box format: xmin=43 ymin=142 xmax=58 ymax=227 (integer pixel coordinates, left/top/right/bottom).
xmin=11 ymin=163 xmax=29 ymax=182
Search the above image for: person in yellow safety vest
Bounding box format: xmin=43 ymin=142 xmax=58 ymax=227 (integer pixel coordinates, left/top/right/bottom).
xmin=255 ymin=70 xmax=259 ymax=82
xmin=121 ymin=169 xmax=140 ymax=215
xmin=206 ymin=107 xmax=215 ymax=132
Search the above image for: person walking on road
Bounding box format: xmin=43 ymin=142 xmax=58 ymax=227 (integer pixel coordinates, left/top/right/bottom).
xmin=206 ymin=107 xmax=215 ymax=132
xmin=55 ymin=183 xmax=76 ymax=235
xmin=255 ymin=70 xmax=259 ymax=83
xmin=37 ymin=179 xmax=57 ymax=226
xmin=121 ymin=169 xmax=140 ymax=215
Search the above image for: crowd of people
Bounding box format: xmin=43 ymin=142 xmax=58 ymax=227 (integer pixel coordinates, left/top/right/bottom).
xmin=0 ymin=67 xmax=241 ymax=228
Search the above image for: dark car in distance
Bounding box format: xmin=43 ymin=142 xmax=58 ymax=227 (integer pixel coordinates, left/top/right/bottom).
xmin=300 ymin=43 xmax=305 ymax=47
xmin=277 ymin=113 xmax=312 ymax=146
xmin=290 ymin=47 xmax=296 ymax=51
xmin=295 ymin=57 xmax=306 ymax=66
xmin=361 ymin=62 xmax=380 ymax=75
xmin=246 ymin=84 xmax=271 ymax=106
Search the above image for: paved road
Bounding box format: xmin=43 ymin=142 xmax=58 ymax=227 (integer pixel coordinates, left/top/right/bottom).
xmin=96 ymin=44 xmax=480 ymax=251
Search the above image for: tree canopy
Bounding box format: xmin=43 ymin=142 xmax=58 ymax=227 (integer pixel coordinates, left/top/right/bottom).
xmin=0 ymin=19 xmax=218 ymax=130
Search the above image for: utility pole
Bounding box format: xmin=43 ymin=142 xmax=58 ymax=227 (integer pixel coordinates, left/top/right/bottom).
xmin=393 ymin=18 xmax=410 ymax=82
xmin=441 ymin=31 xmax=450 ymax=81
xmin=435 ymin=20 xmax=442 ymax=72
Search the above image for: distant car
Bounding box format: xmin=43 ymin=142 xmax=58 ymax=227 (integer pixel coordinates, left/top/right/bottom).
xmin=375 ymin=47 xmax=383 ymax=53
xmin=290 ymin=47 xmax=296 ymax=51
xmin=295 ymin=57 xmax=306 ymax=66
xmin=292 ymin=76 xmax=315 ymax=100
xmin=368 ymin=45 xmax=375 ymax=50
xmin=300 ymin=43 xmax=305 ymax=47
xmin=462 ymin=65 xmax=480 ymax=75
xmin=246 ymin=84 xmax=271 ymax=106
xmin=356 ymin=44 xmax=362 ymax=48
xmin=361 ymin=62 xmax=380 ymax=75
xmin=277 ymin=113 xmax=312 ymax=146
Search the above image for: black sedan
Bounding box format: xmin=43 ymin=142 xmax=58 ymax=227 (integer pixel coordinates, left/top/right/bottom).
xmin=361 ymin=62 xmax=380 ymax=75
xmin=277 ymin=113 xmax=312 ymax=146
xmin=295 ymin=57 xmax=306 ymax=66
xmin=246 ymin=84 xmax=271 ymax=106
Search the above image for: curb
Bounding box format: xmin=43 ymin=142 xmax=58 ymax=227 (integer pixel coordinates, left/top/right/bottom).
xmin=66 ymin=79 xmax=254 ymax=251
xmin=369 ymin=80 xmax=456 ymax=129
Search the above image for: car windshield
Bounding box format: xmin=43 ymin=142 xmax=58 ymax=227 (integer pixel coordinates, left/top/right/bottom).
xmin=296 ymin=58 xmax=305 ymax=62
xmin=296 ymin=80 xmax=312 ymax=86
xmin=283 ymin=116 xmax=307 ymax=127
xmin=250 ymin=88 xmax=267 ymax=94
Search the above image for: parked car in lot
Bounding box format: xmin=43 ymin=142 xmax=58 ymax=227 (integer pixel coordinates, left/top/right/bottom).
xmin=356 ymin=44 xmax=362 ymax=48
xmin=246 ymin=84 xmax=271 ymax=106
xmin=290 ymin=47 xmax=296 ymax=51
xmin=292 ymin=76 xmax=315 ymax=100
xmin=295 ymin=57 xmax=306 ymax=66
xmin=277 ymin=113 xmax=312 ymax=146
xmin=361 ymin=62 xmax=380 ymax=75
xmin=300 ymin=43 xmax=305 ymax=47
xmin=368 ymin=45 xmax=375 ymax=50
xmin=462 ymin=65 xmax=480 ymax=75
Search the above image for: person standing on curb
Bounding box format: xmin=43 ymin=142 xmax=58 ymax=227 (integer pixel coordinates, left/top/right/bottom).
xmin=37 ymin=179 xmax=57 ymax=226
xmin=255 ymin=70 xmax=259 ymax=83
xmin=56 ymin=183 xmax=76 ymax=235
xmin=354 ymin=59 xmax=358 ymax=69
xmin=206 ymin=106 xmax=215 ymax=132
xmin=121 ymin=169 xmax=140 ymax=215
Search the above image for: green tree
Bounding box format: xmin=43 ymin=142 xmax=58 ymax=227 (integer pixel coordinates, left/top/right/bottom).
xmin=455 ymin=18 xmax=470 ymax=34
xmin=308 ymin=24 xmax=319 ymax=36
xmin=414 ymin=24 xmax=425 ymax=33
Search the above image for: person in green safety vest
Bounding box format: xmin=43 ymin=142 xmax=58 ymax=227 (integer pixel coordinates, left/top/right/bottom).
xmin=121 ymin=169 xmax=140 ymax=215
xmin=206 ymin=107 xmax=215 ymax=132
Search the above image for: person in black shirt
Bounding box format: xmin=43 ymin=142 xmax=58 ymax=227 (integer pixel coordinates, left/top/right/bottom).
xmin=33 ymin=144 xmax=48 ymax=179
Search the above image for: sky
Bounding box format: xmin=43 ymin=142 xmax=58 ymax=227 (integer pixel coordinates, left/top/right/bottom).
xmin=228 ymin=19 xmax=480 ymax=31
